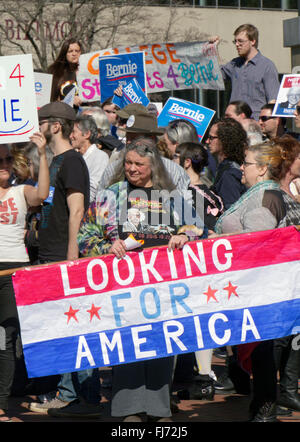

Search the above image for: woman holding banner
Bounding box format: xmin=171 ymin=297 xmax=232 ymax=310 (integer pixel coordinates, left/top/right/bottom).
xmin=0 ymin=136 xmax=49 ymax=422
xmin=214 ymin=141 xmax=290 ymax=422
xmin=78 ymin=136 xmax=206 ymax=422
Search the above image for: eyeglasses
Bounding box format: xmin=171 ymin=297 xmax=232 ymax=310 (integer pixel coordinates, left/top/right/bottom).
xmin=207 ymin=134 xmax=218 ymax=140
xmin=232 ymin=39 xmax=249 ymax=45
xmin=296 ymin=106 xmax=300 ymax=115
xmin=0 ymin=155 xmax=13 ymax=167
xmin=242 ymin=161 xmax=258 ymax=167
xmin=258 ymin=116 xmax=275 ymax=122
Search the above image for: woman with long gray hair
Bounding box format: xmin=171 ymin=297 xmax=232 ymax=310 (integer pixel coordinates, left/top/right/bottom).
xmin=78 ymin=137 xmax=206 ymax=422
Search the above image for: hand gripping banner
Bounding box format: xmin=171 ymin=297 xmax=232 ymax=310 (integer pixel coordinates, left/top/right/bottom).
xmin=12 ymin=226 xmax=300 ymax=378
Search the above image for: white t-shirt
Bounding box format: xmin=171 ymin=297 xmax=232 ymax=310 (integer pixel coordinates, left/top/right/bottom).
xmin=0 ymin=185 xmax=29 ymax=262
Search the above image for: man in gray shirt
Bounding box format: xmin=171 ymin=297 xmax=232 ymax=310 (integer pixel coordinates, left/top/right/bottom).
xmin=211 ymin=24 xmax=280 ymax=121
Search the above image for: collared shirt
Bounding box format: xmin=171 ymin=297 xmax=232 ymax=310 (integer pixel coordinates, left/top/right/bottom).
xmin=221 ymin=51 xmax=280 ymax=120
xmin=83 ymin=144 xmax=109 ymax=202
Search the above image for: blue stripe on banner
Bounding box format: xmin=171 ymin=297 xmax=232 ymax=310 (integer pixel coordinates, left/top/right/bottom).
xmin=23 ymin=298 xmax=300 ymax=378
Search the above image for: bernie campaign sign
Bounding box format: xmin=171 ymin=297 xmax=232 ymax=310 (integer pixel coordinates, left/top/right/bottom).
xmin=99 ymin=52 xmax=146 ymax=103
xmin=112 ymin=78 xmax=150 ymax=109
xmin=0 ymin=54 xmax=38 ymax=144
xmin=158 ymin=97 xmax=215 ymax=140
xmin=12 ymin=226 xmax=300 ymax=378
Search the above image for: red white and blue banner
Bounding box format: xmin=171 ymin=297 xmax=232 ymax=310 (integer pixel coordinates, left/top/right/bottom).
xmin=12 ymin=227 xmax=300 ymax=378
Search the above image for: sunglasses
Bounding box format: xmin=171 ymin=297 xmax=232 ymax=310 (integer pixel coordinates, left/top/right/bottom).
xmin=296 ymin=106 xmax=300 ymax=115
xmin=258 ymin=116 xmax=275 ymax=122
xmin=0 ymin=155 xmax=13 ymax=167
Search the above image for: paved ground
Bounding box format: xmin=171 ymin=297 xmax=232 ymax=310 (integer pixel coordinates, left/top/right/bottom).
xmin=6 ymin=355 xmax=300 ymax=425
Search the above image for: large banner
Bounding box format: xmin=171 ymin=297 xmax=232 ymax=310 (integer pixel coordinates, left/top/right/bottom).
xmin=77 ymin=41 xmax=224 ymax=103
xmin=12 ymin=227 xmax=300 ymax=378
xmin=0 ymin=54 xmax=39 ymax=144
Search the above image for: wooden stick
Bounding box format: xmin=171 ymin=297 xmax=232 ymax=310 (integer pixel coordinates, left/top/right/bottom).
xmin=1 ymin=225 xmax=300 ymax=278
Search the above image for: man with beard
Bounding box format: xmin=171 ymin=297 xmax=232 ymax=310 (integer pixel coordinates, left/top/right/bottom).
xmin=37 ymin=102 xmax=90 ymax=263
xmin=29 ymin=103 xmax=103 ymax=418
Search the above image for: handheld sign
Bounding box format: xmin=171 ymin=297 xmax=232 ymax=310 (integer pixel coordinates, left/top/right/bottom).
xmin=99 ymin=51 xmax=147 ymax=103
xmin=273 ymin=74 xmax=300 ymax=118
xmin=34 ymin=72 xmax=52 ymax=109
xmin=157 ymin=97 xmax=215 ymax=140
xmin=112 ymin=78 xmax=150 ymax=109
xmin=0 ymin=54 xmax=39 ymax=144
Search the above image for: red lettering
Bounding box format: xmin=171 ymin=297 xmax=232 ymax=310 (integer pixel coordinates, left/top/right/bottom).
xmin=8 ymin=198 xmax=17 ymax=211
xmin=0 ymin=213 xmax=9 ymax=224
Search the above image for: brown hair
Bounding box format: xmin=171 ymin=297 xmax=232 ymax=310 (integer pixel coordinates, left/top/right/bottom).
xmin=234 ymin=24 xmax=258 ymax=48
xmin=48 ymin=38 xmax=83 ymax=101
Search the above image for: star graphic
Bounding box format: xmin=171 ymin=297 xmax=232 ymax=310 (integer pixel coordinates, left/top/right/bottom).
xmin=224 ymin=281 xmax=239 ymax=300
xmin=64 ymin=305 xmax=80 ymax=323
xmin=203 ymin=285 xmax=218 ymax=303
xmin=87 ymin=304 xmax=101 ymax=321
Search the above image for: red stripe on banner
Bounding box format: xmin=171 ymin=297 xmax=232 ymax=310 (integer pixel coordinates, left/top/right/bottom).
xmin=12 ymin=226 xmax=300 ymax=307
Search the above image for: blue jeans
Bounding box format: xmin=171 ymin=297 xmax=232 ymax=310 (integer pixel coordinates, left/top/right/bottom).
xmin=57 ymin=369 xmax=101 ymax=404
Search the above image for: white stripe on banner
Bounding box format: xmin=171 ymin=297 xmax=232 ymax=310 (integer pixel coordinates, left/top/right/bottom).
xmin=17 ymin=261 xmax=300 ymax=346
xmin=12 ymin=227 xmax=300 ymax=377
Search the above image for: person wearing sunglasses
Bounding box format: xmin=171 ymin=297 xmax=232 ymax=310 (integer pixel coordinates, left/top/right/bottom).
xmin=0 ymin=137 xmax=49 ymax=422
xmin=259 ymin=104 xmax=285 ymax=141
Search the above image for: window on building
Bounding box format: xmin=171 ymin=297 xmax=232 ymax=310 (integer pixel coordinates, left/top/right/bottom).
xmin=262 ymin=0 xmax=281 ymax=7
xmin=218 ymin=0 xmax=239 ymax=6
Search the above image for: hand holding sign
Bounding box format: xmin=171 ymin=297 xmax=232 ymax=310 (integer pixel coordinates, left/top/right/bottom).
xmin=29 ymin=131 xmax=47 ymax=155
xmin=0 ymin=54 xmax=38 ymax=144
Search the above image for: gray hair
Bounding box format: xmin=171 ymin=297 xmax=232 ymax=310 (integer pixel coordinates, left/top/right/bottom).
xmin=165 ymin=119 xmax=198 ymax=145
xmin=24 ymin=142 xmax=53 ymax=182
xmin=75 ymin=114 xmax=99 ymax=144
xmin=108 ymin=136 xmax=176 ymax=191
xmin=81 ymin=106 xmax=110 ymax=137
xmin=243 ymin=120 xmax=264 ymax=146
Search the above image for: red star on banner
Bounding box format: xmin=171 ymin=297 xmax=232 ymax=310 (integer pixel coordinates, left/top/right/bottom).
xmin=64 ymin=305 xmax=80 ymax=323
xmin=203 ymin=285 xmax=218 ymax=303
xmin=224 ymin=281 xmax=239 ymax=300
xmin=87 ymin=304 xmax=101 ymax=321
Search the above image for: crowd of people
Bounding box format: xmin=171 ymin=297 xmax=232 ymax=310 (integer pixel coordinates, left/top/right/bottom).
xmin=0 ymin=22 xmax=300 ymax=423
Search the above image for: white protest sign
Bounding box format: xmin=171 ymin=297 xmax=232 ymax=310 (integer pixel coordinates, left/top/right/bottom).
xmin=0 ymin=54 xmax=39 ymax=144
xmin=34 ymin=72 xmax=53 ymax=109
xmin=273 ymin=74 xmax=300 ymax=118
xmin=77 ymin=41 xmax=224 ymax=103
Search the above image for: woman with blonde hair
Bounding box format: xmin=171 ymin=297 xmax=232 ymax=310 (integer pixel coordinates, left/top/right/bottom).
xmin=214 ymin=140 xmax=289 ymax=422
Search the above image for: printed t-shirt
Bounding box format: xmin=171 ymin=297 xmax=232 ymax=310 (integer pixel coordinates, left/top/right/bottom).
xmin=38 ymin=149 xmax=90 ymax=262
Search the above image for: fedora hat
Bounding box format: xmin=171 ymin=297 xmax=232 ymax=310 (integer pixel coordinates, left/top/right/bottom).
xmin=116 ymin=103 xmax=147 ymax=119
xmin=125 ymin=111 xmax=165 ymax=135
xmin=38 ymin=102 xmax=76 ymax=121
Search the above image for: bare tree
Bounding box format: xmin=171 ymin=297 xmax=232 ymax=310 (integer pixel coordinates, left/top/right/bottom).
xmin=0 ymin=0 xmax=207 ymax=71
